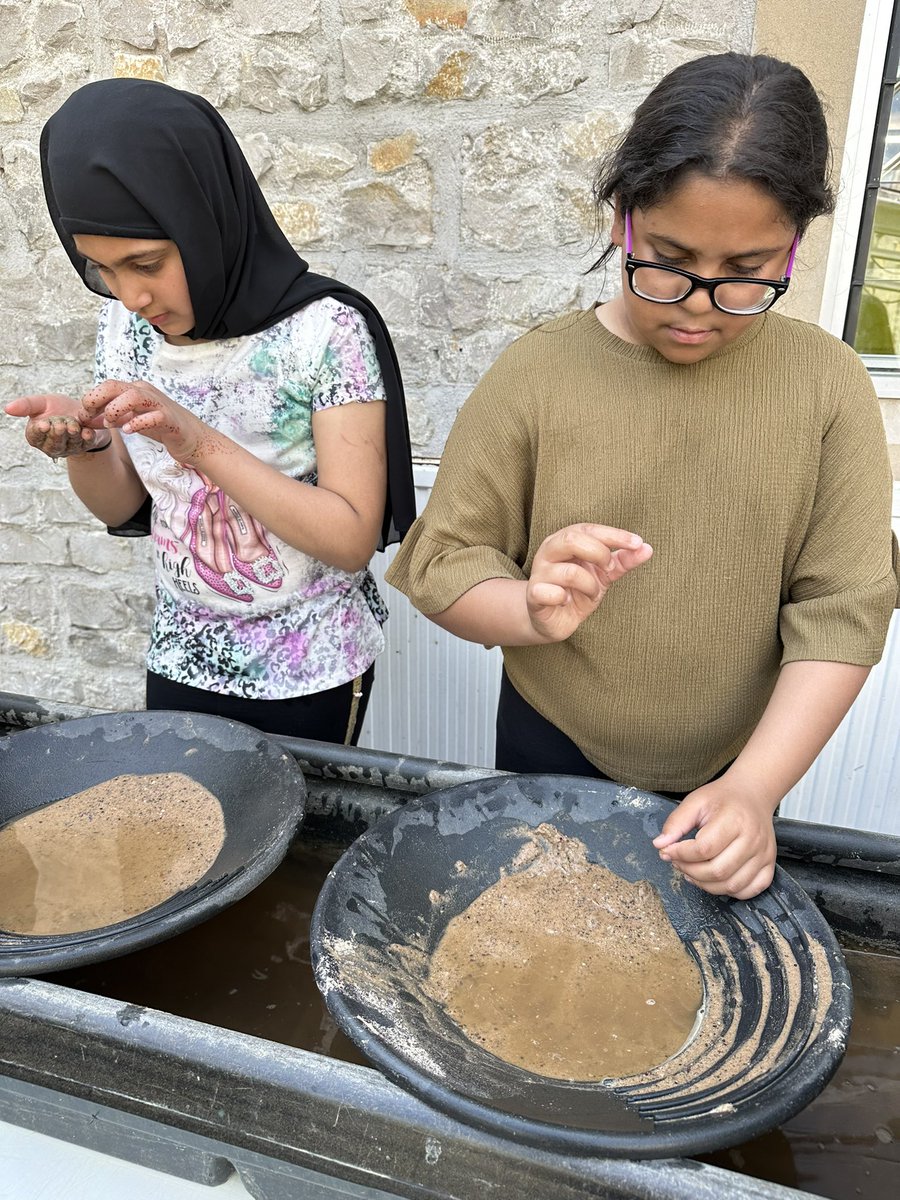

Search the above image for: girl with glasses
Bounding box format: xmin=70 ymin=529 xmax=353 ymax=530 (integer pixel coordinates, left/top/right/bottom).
xmin=386 ymin=52 xmax=898 ymax=900
xmin=5 ymin=79 xmax=415 ymax=744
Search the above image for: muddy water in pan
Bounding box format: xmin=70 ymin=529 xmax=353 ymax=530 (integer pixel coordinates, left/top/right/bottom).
xmin=0 ymin=773 xmax=225 ymax=935
xmin=425 ymin=824 xmax=702 ymax=1079
xmin=48 ymin=847 xmax=899 ymax=1198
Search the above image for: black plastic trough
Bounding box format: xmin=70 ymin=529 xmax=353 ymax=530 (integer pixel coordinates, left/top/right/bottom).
xmin=0 ymin=688 xmax=898 ymax=1200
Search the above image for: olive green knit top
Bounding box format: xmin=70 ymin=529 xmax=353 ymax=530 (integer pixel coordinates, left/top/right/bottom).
xmin=385 ymin=308 xmax=898 ymax=792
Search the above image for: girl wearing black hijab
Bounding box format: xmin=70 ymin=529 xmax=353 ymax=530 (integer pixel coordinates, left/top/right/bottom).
xmin=6 ymin=78 xmax=416 ymax=743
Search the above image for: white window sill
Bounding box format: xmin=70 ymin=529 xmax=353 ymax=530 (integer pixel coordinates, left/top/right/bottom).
xmin=871 ymin=374 xmax=900 ymax=400
xmin=862 ymin=356 xmax=900 ymax=399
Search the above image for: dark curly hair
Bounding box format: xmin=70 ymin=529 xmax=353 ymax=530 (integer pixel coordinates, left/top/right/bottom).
xmin=590 ymin=52 xmax=834 ymax=269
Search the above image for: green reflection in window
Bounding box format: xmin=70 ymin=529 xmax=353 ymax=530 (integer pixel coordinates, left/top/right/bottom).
xmin=853 ymin=190 xmax=900 ymax=355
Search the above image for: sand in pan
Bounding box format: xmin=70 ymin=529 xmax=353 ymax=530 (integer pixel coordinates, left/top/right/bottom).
xmin=425 ymin=823 xmax=703 ymax=1080
xmin=0 ymin=772 xmax=225 ymax=936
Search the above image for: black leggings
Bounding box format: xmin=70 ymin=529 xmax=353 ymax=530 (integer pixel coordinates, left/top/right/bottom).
xmin=146 ymin=665 xmax=375 ymax=744
xmin=495 ymin=670 xmax=702 ymax=802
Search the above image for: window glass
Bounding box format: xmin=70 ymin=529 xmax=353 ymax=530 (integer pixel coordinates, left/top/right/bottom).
xmin=847 ymin=13 xmax=900 ymax=361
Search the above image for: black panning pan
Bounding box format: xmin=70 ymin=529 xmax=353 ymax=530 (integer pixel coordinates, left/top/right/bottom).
xmin=311 ymin=773 xmax=852 ymax=1159
xmin=0 ymin=709 xmax=306 ymax=976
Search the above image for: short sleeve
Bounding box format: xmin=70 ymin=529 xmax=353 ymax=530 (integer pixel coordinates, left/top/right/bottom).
xmin=780 ymin=344 xmax=898 ymax=666
xmin=385 ymin=340 xmax=535 ymax=613
xmin=310 ymin=302 xmax=386 ymax=412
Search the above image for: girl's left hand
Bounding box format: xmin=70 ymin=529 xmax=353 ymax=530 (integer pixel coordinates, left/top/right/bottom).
xmin=651 ymin=776 xmax=778 ymax=900
xmin=5 ymin=393 xmax=111 ymax=458
xmin=81 ymin=379 xmax=210 ymax=463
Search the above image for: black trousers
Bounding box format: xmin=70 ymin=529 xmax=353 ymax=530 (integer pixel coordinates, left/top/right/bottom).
xmin=146 ymin=664 xmax=375 ymax=745
xmin=495 ymin=669 xmax=702 ymax=802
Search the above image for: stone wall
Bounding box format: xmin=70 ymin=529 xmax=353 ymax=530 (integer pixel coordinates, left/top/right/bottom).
xmin=0 ymin=0 xmax=846 ymax=709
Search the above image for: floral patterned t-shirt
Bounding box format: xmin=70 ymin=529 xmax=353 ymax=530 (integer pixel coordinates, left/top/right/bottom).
xmin=94 ymin=296 xmax=389 ymax=699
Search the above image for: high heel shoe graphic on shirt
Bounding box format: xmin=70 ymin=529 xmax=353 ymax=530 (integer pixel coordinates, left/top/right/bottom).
xmin=185 ymin=486 xmax=254 ymax=603
xmin=219 ymin=490 xmax=284 ymax=590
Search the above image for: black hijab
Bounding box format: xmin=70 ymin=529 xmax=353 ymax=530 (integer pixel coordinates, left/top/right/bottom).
xmin=40 ymin=77 xmax=415 ymax=546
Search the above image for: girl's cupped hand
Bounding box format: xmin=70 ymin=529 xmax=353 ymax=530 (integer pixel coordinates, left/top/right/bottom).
xmin=526 ymin=523 xmax=653 ymax=642
xmin=81 ymin=379 xmax=209 ymax=463
xmin=5 ymin=393 xmax=112 ymax=457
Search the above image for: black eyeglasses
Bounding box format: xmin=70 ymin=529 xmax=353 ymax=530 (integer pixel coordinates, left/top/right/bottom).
xmin=623 ymin=211 xmax=799 ymax=316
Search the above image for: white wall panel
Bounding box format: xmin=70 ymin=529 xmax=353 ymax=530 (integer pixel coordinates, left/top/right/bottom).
xmin=779 ymin=617 xmax=900 ymax=832
xmin=779 ymin=485 xmax=900 ymax=833
xmin=359 ymin=466 xmax=502 ymax=767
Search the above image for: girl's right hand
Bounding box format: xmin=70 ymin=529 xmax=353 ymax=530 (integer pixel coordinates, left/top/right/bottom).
xmin=81 ymin=379 xmax=210 ymax=465
xmin=4 ymin=393 xmax=111 ymax=458
xmin=526 ymin=523 xmax=653 ymax=642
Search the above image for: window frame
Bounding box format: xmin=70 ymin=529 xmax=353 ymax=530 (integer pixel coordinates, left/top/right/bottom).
xmin=820 ymin=0 xmax=900 ymax=387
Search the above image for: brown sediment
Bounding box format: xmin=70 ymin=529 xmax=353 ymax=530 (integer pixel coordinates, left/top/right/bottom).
xmin=424 ymin=823 xmax=703 ymax=1080
xmin=678 ymin=916 xmax=807 ymax=1101
xmin=619 ymin=912 xmax=831 ymax=1104
xmin=0 ymin=772 xmax=225 ymax=935
xmin=806 ymin=931 xmax=839 ymax=1030
xmin=619 ymin=926 xmax=741 ymax=1091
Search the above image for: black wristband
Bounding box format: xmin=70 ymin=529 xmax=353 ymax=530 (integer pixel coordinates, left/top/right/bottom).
xmin=85 ymin=438 xmax=113 ymax=454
